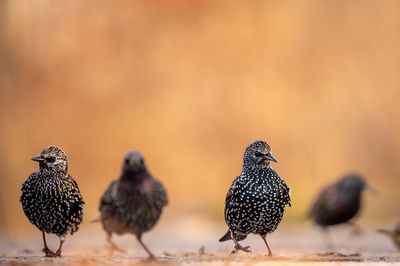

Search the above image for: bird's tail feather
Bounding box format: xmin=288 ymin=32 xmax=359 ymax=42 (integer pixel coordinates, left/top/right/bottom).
xmin=219 ymin=230 xmax=231 ymax=242
xmin=90 ymin=217 xmax=101 ymax=223
xmin=377 ymin=229 xmax=394 ymax=236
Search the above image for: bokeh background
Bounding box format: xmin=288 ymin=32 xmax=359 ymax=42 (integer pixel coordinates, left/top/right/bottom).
xmin=1 ymin=0 xmax=400 ymax=239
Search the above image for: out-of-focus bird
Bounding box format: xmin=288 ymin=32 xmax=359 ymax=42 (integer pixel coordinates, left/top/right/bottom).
xmin=98 ymin=151 xmax=167 ymax=259
xmin=219 ymin=140 xmax=291 ymax=256
xmin=309 ymin=174 xmax=369 ymax=228
xmin=377 ymin=223 xmax=400 ymax=251
xmin=20 ymin=146 xmax=84 ymax=257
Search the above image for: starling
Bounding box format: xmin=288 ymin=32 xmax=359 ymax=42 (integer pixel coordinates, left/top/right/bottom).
xmin=309 ymin=174 xmax=368 ymax=228
xmin=98 ymin=151 xmax=168 ymax=259
xmin=219 ymin=140 xmax=291 ymax=256
xmin=377 ymin=223 xmax=400 ymax=251
xmin=20 ymin=146 xmax=84 ymax=257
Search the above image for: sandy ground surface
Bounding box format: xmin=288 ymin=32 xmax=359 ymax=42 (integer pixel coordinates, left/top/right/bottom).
xmin=1 ymin=217 xmax=399 ymax=265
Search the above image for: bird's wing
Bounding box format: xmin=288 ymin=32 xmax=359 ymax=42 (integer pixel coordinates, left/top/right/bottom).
xmin=98 ymin=179 xmax=120 ymax=230
xmin=20 ymin=172 xmax=37 ymax=194
xmin=153 ymin=178 xmax=168 ymax=207
xmin=269 ymin=168 xmax=292 ymax=207
xmin=309 ymin=184 xmax=336 ymax=219
xmin=99 ymin=179 xmax=119 ymax=210
xmin=20 ymin=172 xmax=38 ymax=223
xmin=309 ymin=190 xmax=324 ymax=219
xmin=281 ymin=179 xmax=292 ymax=207
xmin=64 ymin=174 xmax=85 ymax=234
xmin=225 ymin=176 xmax=240 ymax=207
xmin=67 ymin=174 xmax=85 ymax=204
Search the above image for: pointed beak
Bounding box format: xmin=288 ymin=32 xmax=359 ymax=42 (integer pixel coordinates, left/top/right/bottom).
xmin=31 ymin=155 xmax=45 ymax=162
xmin=266 ymin=153 xmax=278 ymax=163
xmin=366 ymin=184 xmax=378 ymax=194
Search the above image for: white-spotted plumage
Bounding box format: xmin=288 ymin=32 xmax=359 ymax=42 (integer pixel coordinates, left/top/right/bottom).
xmin=21 ymin=172 xmax=84 ymax=236
xmin=226 ymin=167 xmax=290 ymax=237
xmin=20 ymin=146 xmax=84 ymax=257
xmin=220 ymin=140 xmax=291 ymax=256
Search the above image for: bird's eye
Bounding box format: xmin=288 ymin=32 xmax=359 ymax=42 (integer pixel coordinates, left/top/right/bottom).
xmin=125 ymin=159 xmax=130 ymax=165
xmin=255 ymin=151 xmax=265 ymax=157
xmin=46 ymin=157 xmax=55 ymax=163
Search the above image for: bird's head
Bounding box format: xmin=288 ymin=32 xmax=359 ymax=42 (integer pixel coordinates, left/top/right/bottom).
xmin=31 ymin=146 xmax=68 ymax=174
xmin=243 ymin=140 xmax=277 ymax=169
xmin=122 ymin=151 xmax=146 ymax=173
xmin=338 ymin=174 xmax=368 ymax=194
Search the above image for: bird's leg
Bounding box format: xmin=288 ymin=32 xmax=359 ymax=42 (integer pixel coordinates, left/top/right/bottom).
xmin=54 ymin=236 xmax=65 ymax=257
xmin=136 ymin=235 xmax=155 ymax=260
xmin=261 ymin=235 xmax=273 ymax=256
xmin=377 ymin=229 xmax=394 ymax=237
xmin=347 ymin=222 xmax=364 ymax=236
xmin=107 ymin=234 xmax=125 ymax=253
xmin=42 ymin=231 xmax=56 ymax=257
xmin=231 ymin=237 xmax=252 ymax=254
xmin=321 ymin=227 xmax=333 ymax=250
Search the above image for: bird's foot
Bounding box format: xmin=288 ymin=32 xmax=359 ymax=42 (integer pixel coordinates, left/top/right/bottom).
xmin=350 ymin=226 xmax=364 ymax=236
xmin=42 ymin=247 xmax=57 ymax=257
xmin=54 ymin=249 xmax=62 ymax=257
xmin=108 ymin=241 xmax=126 ymax=253
xmin=232 ymin=244 xmax=252 ymax=254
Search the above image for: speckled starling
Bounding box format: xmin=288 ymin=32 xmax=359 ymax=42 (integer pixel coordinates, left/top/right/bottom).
xmin=378 ymin=222 xmax=400 ymax=251
xmin=219 ymin=140 xmax=291 ymax=256
xmin=309 ymin=174 xmax=368 ymax=228
xmin=98 ymin=151 xmax=168 ymax=259
xmin=20 ymin=146 xmax=84 ymax=257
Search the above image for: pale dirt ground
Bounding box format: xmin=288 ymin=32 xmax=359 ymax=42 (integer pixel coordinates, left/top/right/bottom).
xmin=1 ymin=217 xmax=399 ymax=265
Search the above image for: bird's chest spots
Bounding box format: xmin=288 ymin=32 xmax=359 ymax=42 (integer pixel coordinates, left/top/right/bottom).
xmin=235 ymin=182 xmax=270 ymax=210
xmin=234 ymin=173 xmax=272 ymax=202
xmin=39 ymin=179 xmax=76 ymax=208
xmin=58 ymin=181 xmax=72 ymax=194
xmin=230 ymin=173 xmax=286 ymax=220
xmin=225 ymin=167 xmax=290 ymax=236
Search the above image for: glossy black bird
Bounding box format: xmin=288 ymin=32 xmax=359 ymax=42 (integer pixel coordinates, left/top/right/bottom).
xmin=219 ymin=140 xmax=291 ymax=256
xmin=20 ymin=146 xmax=84 ymax=257
xmin=98 ymin=151 xmax=168 ymax=259
xmin=309 ymin=174 xmax=368 ymax=228
xmin=378 ymin=222 xmax=400 ymax=251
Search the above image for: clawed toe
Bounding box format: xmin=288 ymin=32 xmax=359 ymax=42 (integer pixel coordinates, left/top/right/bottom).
xmin=42 ymin=248 xmax=56 ymax=257
xmin=108 ymin=242 xmax=126 ymax=253
xmin=111 ymin=246 xmax=126 ymax=253
xmin=232 ymin=244 xmax=252 ymax=254
xmin=242 ymin=246 xmax=252 ymax=253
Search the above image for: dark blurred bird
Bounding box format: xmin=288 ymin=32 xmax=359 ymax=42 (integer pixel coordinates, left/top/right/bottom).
xmin=219 ymin=140 xmax=291 ymax=256
xmin=20 ymin=146 xmax=84 ymax=257
xmin=309 ymin=174 xmax=369 ymax=228
xmin=377 ymin=223 xmax=400 ymax=251
xmin=98 ymin=151 xmax=168 ymax=259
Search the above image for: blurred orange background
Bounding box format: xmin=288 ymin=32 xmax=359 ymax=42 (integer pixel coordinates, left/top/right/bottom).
xmin=0 ymin=0 xmax=399 ymax=235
